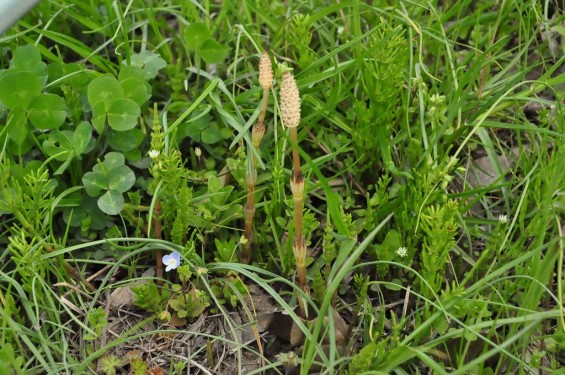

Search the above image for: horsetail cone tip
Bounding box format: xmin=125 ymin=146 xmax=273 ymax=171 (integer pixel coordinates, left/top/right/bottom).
xmin=280 ymin=72 xmax=301 ymax=128
xmin=259 ymin=51 xmax=273 ymax=90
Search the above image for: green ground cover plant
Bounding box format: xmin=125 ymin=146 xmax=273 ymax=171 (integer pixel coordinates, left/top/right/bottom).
xmin=0 ymin=0 xmax=564 ymax=374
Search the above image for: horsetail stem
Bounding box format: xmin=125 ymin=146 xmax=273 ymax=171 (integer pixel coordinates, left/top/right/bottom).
xmin=241 ymin=52 xmax=273 ymax=264
xmin=281 ymin=71 xmax=309 ymax=318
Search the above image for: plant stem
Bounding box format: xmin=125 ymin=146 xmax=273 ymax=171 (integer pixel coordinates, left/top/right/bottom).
xmin=291 ymin=167 xmax=308 ymax=318
xmin=241 ymin=56 xmax=270 ymax=263
xmin=290 ymin=127 xmax=301 ymax=173
xmin=153 ymin=199 xmax=163 ymax=284
xmin=242 ymin=169 xmax=256 ymax=264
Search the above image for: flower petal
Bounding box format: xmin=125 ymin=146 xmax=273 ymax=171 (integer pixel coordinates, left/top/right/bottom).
xmin=162 ymin=254 xmax=171 ymax=265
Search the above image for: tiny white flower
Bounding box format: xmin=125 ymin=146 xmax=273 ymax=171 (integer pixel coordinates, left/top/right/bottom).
xmin=396 ymin=246 xmax=408 ymax=258
xmin=498 ymin=214 xmax=508 ymax=224
xmin=195 ymin=147 xmax=202 ymax=158
xmin=148 ymin=149 xmax=160 ymax=159
xmin=337 ymin=26 xmax=344 ymax=35
xmin=162 ymin=251 xmax=181 ymax=272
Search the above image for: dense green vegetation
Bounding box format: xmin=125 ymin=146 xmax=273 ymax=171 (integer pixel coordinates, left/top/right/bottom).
xmin=1 ymin=1 xmax=564 ymax=373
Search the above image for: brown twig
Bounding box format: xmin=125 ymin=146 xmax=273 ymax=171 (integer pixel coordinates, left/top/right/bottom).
xmin=153 ymin=200 xmax=163 ymax=285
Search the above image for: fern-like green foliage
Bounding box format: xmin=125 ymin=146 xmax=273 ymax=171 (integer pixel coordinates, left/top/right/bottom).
xmin=171 ymin=186 xmax=193 ymax=244
xmin=0 ymin=343 xmax=25 ymax=375
xmin=84 ymin=307 xmax=108 ymax=341
xmin=374 ymin=230 xmax=401 ymax=278
xmin=346 ymin=340 xmax=387 ymax=374
xmin=287 ymin=13 xmax=316 ymax=68
xmin=0 ymin=160 xmax=54 ymax=237
xmin=312 ymin=268 xmax=325 ymax=307
xmin=130 ymin=357 xmax=148 ymax=375
xmin=132 ymin=282 xmax=170 ymax=314
xmin=355 ymin=17 xmax=408 ymax=171
xmin=419 ymin=200 xmax=459 ymax=295
xmin=7 ymin=233 xmax=47 ymax=292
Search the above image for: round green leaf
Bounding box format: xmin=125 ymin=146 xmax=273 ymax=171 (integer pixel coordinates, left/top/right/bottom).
xmin=185 ymin=22 xmax=211 ymax=51
xmin=6 ymin=107 xmax=28 ymax=145
xmin=106 ymin=165 xmax=135 ymax=193
xmin=97 ymin=189 xmax=124 ymax=215
xmin=87 ymin=76 xmax=123 ymax=110
xmin=6 ymin=135 xmax=33 ymax=156
xmin=28 ymin=93 xmax=67 ymax=130
xmin=71 ymin=121 xmax=93 ymax=155
xmin=385 ymin=278 xmax=403 ymax=291
xmin=198 ymin=39 xmax=229 ymax=64
xmin=120 ymin=78 xmax=151 ymax=106
xmin=107 ymin=98 xmax=140 ymax=131
xmin=107 ymin=128 xmax=143 ymax=152
xmin=101 ymin=152 xmax=125 ymax=170
xmin=123 ymin=148 xmax=141 ymax=161
xmin=0 ymin=71 xmax=42 ymax=109
xmin=118 ymin=66 xmax=144 ymax=81
xmin=92 ymin=151 xmax=125 ymax=174
xmin=43 ymin=130 xmax=72 ymax=161
xmin=13 ymin=45 xmax=46 ymax=76
xmin=82 ymin=171 xmax=109 ymax=196
xmin=91 ymin=101 xmax=106 ymax=134
xmin=201 ymin=125 xmax=223 ymax=144
xmin=128 ymin=51 xmax=167 ymax=80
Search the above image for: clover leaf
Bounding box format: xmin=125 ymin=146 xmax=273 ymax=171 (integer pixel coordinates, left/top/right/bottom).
xmin=97 ymin=190 xmax=125 ymax=216
xmin=87 ymin=75 xmax=141 ymax=133
xmin=6 ymin=107 xmax=28 ymax=145
xmin=181 ymin=112 xmax=226 ymax=144
xmin=28 ymin=93 xmax=67 ymax=130
xmin=107 ymin=128 xmax=144 ymax=152
xmin=0 ymin=71 xmax=42 ymax=109
xmin=12 ymin=45 xmax=47 ymax=77
xmin=128 ymin=51 xmax=166 ymax=80
xmin=43 ymin=130 xmax=73 ymax=161
xmin=88 ymin=76 xmax=123 ymax=110
xmin=107 ymin=98 xmax=140 ymax=131
xmin=119 ymin=66 xmax=152 ymax=106
xmin=43 ymin=122 xmax=93 ymax=174
xmin=185 ymin=22 xmax=211 ymax=51
xmin=82 ymin=152 xmax=136 ymax=215
xmin=198 ymin=39 xmax=230 ymax=64
xmin=71 ymin=121 xmax=93 ymax=155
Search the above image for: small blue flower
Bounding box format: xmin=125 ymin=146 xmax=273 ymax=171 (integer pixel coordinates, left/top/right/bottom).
xmin=162 ymin=251 xmax=181 ymax=272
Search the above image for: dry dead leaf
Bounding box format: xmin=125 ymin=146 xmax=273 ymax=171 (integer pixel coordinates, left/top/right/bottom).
xmin=108 ymin=268 xmax=155 ymax=309
xmin=147 ymin=367 xmax=165 ymax=375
